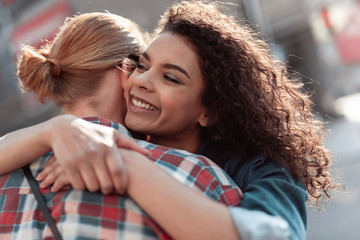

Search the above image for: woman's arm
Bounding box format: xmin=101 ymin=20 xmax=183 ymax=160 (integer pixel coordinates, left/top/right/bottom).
xmin=120 ymin=148 xmax=241 ymax=240
xmin=0 ymin=114 xmax=148 ymax=194
xmin=0 ymin=119 xmax=53 ymax=175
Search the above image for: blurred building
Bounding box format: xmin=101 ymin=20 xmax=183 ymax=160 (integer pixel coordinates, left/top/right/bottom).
xmin=0 ymin=0 xmax=359 ymax=135
xmin=0 ymin=0 xmax=73 ymax=135
xmin=243 ymin=0 xmax=360 ymax=116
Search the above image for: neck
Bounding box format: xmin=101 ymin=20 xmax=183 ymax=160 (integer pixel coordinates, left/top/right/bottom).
xmin=149 ymin=133 xmax=202 ymax=153
xmin=63 ymin=100 xmax=125 ymax=125
xmin=62 ymin=69 xmax=127 ymax=124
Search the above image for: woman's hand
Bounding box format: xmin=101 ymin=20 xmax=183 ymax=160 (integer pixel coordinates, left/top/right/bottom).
xmin=37 ymin=156 xmax=71 ymax=192
xmin=43 ymin=114 xmax=149 ymax=194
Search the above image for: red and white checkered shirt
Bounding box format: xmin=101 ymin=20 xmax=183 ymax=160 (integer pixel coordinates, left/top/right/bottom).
xmin=0 ymin=117 xmax=243 ymax=240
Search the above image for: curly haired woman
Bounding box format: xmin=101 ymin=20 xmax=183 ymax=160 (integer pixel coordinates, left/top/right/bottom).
xmin=0 ymin=1 xmax=338 ymax=239
xmin=154 ymin=0 xmax=334 ymax=203
xmin=118 ymin=1 xmax=336 ymax=239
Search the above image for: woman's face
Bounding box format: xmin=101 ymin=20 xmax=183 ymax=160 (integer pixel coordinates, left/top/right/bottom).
xmin=124 ymin=32 xmax=208 ymax=151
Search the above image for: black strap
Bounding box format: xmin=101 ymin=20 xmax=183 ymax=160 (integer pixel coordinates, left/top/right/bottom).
xmin=22 ymin=165 xmax=63 ymax=240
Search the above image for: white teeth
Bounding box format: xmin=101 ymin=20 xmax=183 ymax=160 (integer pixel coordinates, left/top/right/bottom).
xmin=132 ymin=98 xmax=157 ymax=110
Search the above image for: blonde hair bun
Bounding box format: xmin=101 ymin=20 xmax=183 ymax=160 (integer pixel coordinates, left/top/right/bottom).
xmin=17 ymin=45 xmax=56 ymax=103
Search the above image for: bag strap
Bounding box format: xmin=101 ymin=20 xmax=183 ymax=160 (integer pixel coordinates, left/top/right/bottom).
xmin=22 ymin=165 xmax=63 ymax=240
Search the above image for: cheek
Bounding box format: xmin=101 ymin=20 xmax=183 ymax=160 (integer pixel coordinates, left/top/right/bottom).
xmin=125 ymin=76 xmax=133 ymax=90
xmin=160 ymin=93 xmax=188 ymax=112
xmin=124 ymin=76 xmax=135 ymax=97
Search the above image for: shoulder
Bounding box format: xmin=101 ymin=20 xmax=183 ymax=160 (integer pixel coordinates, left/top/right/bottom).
xmin=224 ymin=152 xmax=305 ymax=192
xmin=82 ymin=116 xmax=132 ymax=137
xmin=225 ymin=152 xmax=308 ymax=239
xmin=140 ymin=144 xmax=243 ymax=207
xmin=199 ymin=140 xmax=308 ymax=239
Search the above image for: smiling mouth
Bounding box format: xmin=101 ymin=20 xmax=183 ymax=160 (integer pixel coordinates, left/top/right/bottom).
xmin=131 ymin=97 xmax=159 ymax=111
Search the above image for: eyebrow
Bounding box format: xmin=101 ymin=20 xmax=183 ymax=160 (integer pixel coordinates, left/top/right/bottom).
xmin=142 ymin=51 xmax=190 ymax=79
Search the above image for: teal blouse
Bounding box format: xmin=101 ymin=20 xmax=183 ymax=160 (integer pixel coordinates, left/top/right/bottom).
xmin=197 ymin=141 xmax=308 ymax=240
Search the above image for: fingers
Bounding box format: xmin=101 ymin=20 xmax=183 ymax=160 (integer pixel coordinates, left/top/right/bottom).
xmin=36 ymin=156 xmax=56 ymax=181
xmin=43 ymin=120 xmax=135 ymax=194
xmin=51 ymin=175 xmax=71 ymax=192
xmin=38 ymin=159 xmax=61 ymax=188
xmin=92 ymin=157 xmax=114 ymax=194
xmin=64 ymin=150 xmax=118 ymax=194
xmin=38 ymin=159 xmax=71 ymax=192
xmin=38 ymin=156 xmax=103 ymax=193
xmin=39 ymin=151 xmax=124 ymax=194
xmin=61 ymin=158 xmax=86 ymax=191
xmin=114 ymin=132 xmax=150 ymax=156
xmin=107 ymin=146 xmax=128 ymax=194
xmin=76 ymin=159 xmax=101 ymax=192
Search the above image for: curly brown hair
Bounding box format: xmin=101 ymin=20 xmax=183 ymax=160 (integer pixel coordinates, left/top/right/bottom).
xmin=156 ymin=0 xmax=336 ymax=203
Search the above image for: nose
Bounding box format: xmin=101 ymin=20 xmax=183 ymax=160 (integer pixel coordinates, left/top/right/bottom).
xmin=132 ymin=70 xmax=154 ymax=92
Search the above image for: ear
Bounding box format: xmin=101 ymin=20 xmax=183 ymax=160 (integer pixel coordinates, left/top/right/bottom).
xmin=198 ymin=111 xmax=209 ymax=127
xmin=118 ymin=63 xmax=130 ymax=88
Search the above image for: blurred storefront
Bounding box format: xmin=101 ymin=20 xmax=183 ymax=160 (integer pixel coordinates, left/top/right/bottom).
xmin=242 ymin=0 xmax=360 ymax=117
xmin=309 ymin=0 xmax=360 ymax=118
xmin=0 ymin=0 xmax=359 ymax=135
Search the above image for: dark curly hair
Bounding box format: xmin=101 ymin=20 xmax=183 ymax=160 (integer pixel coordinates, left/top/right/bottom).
xmin=155 ymin=0 xmax=337 ymax=203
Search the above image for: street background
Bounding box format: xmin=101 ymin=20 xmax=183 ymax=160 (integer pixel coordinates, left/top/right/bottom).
xmin=0 ymin=0 xmax=359 ymax=239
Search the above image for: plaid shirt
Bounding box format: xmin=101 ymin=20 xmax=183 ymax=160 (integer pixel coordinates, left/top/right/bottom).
xmin=0 ymin=117 xmax=243 ymax=240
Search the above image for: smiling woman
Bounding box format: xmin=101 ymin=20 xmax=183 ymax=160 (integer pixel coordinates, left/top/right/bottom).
xmin=120 ymin=0 xmax=338 ymax=239
xmin=125 ymin=32 xmax=208 ymax=153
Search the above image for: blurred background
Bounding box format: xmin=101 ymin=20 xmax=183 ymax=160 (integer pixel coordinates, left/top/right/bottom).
xmin=0 ymin=0 xmax=359 ymax=239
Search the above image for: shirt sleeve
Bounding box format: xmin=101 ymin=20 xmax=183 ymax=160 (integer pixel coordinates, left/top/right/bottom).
xmin=225 ymin=154 xmax=308 ymax=240
xmin=229 ymin=207 xmax=291 ymax=240
xmin=142 ymin=145 xmax=244 ymax=207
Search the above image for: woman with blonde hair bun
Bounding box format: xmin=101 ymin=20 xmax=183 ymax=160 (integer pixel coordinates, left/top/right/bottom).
xmin=4 ymin=11 xmax=150 ymax=188
xmin=17 ymin=12 xmax=147 ymax=114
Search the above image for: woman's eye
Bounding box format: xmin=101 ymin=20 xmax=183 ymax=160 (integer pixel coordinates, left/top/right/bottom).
xmin=136 ymin=62 xmax=148 ymax=71
xmin=164 ymin=74 xmax=180 ymax=84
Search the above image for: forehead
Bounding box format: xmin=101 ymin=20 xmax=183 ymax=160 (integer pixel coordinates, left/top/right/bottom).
xmin=146 ymin=32 xmax=200 ymax=66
